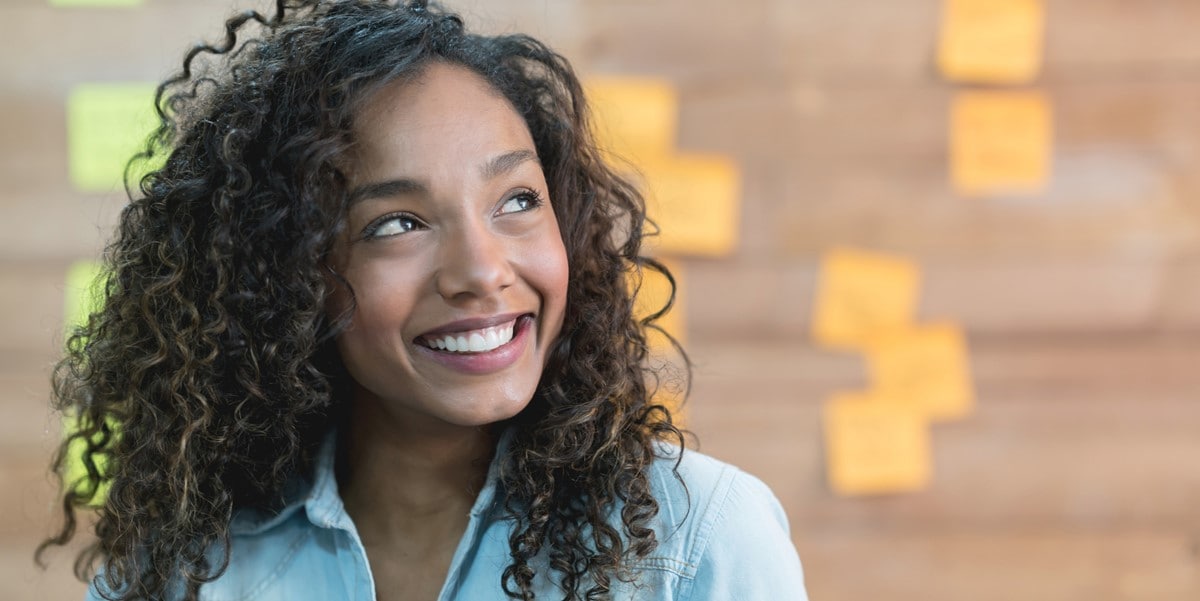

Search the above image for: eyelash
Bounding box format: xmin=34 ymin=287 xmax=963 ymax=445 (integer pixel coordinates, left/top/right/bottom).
xmin=500 ymin=189 xmax=545 ymax=214
xmin=359 ymin=189 xmax=545 ymax=240
xmin=361 ymin=211 xmax=424 ymax=240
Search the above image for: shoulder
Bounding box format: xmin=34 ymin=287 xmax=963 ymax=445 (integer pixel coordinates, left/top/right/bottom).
xmin=637 ymin=443 xmax=809 ymax=600
xmin=195 ymin=509 xmax=347 ymax=601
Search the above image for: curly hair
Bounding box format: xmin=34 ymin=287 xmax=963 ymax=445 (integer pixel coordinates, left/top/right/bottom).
xmin=37 ymin=1 xmax=689 ymax=600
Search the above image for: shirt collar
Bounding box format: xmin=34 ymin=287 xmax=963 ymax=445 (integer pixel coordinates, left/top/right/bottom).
xmin=230 ymin=426 xmax=515 ymax=536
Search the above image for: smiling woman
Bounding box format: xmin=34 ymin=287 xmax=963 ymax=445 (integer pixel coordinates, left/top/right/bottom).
xmin=37 ymin=1 xmax=807 ymax=600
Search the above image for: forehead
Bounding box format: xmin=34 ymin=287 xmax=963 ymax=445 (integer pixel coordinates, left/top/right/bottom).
xmin=349 ymin=62 xmax=535 ymax=181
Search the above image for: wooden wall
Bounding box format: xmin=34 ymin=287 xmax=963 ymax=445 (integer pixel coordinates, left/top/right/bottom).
xmin=1 ymin=0 xmax=1198 ymax=599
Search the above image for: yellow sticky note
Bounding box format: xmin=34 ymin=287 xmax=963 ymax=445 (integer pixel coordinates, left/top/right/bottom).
xmin=632 ymin=258 xmax=686 ymax=348
xmin=640 ymin=155 xmax=740 ymax=257
xmin=950 ymin=90 xmax=1051 ymax=196
xmin=630 ymin=259 xmax=687 ymax=420
xmin=50 ymin=0 xmax=145 ymax=6
xmin=63 ymin=260 xmax=114 ymax=507
xmin=938 ymin=0 xmax=1044 ymax=84
xmin=823 ymin=392 xmax=933 ymax=496
xmin=865 ymin=323 xmax=974 ymax=422
xmin=811 ymin=247 xmax=921 ymax=350
xmin=68 ymin=82 xmax=162 ymax=193
xmin=586 ymin=77 xmax=679 ymax=164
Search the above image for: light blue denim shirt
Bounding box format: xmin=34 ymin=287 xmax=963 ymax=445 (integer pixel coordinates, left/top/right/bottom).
xmin=87 ymin=430 xmax=808 ymax=600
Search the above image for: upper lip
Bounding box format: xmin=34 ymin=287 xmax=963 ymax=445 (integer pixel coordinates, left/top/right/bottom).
xmin=417 ymin=312 xmax=529 ymax=339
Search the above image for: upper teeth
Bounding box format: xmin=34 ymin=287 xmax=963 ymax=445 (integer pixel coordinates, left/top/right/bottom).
xmin=425 ymin=320 xmax=516 ymax=353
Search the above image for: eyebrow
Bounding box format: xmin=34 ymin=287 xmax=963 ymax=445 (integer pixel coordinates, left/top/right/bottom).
xmin=347 ymin=148 xmax=540 ymax=207
xmin=480 ymin=148 xmax=540 ymax=181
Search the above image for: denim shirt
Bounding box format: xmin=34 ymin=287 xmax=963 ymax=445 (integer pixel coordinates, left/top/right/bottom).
xmin=87 ymin=431 xmax=808 ymax=600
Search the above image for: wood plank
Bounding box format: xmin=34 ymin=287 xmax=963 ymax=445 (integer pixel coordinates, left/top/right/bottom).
xmin=683 ymin=339 xmax=1200 ymax=529
xmin=0 ymin=261 xmax=77 ymax=357
xmin=0 ymin=535 xmax=89 ymax=601
xmin=1045 ymin=0 xmax=1200 ymax=76
xmin=680 ymin=254 xmax=1167 ymax=338
xmin=796 ymin=529 xmax=1199 ymax=601
xmin=578 ymin=0 xmax=780 ymax=85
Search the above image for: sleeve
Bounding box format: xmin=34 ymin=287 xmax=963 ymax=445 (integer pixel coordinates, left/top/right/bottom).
xmin=686 ymin=471 xmax=809 ymax=601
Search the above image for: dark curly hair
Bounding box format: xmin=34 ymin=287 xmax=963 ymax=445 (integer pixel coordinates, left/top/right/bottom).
xmin=36 ymin=1 xmax=689 ymax=600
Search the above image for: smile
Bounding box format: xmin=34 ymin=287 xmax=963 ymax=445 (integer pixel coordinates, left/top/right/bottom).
xmin=420 ymin=320 xmax=516 ymax=354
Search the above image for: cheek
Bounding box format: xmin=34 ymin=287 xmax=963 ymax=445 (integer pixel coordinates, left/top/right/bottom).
xmin=537 ymin=224 xmax=570 ymax=315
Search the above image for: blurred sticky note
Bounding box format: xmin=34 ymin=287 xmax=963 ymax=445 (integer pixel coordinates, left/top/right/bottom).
xmin=824 ymin=392 xmax=933 ymax=496
xmin=63 ymin=413 xmax=115 ymax=507
xmin=938 ymin=0 xmax=1044 ymax=84
xmin=640 ymin=154 xmax=740 ymax=257
xmin=631 ymin=259 xmax=687 ymax=420
xmin=632 ymin=258 xmax=686 ymax=348
xmin=63 ymin=260 xmax=113 ymax=507
xmin=811 ymin=247 xmax=920 ymax=350
xmin=67 ymin=82 xmax=161 ymax=193
xmin=50 ymin=0 xmax=144 ymax=6
xmin=586 ymin=77 xmax=679 ymax=164
xmin=865 ymin=322 xmax=974 ymax=421
xmin=950 ymin=90 xmax=1051 ymax=196
xmin=64 ymin=260 xmax=104 ymax=335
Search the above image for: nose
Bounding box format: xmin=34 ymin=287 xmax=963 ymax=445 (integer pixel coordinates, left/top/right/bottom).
xmin=435 ymin=220 xmax=516 ymax=302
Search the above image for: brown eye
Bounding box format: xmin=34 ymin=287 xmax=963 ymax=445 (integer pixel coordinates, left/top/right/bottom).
xmin=497 ymin=190 xmax=543 ymax=215
xmin=363 ymin=213 xmax=424 ymax=239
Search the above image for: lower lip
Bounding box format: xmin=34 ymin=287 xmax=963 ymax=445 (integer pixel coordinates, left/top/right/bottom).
xmin=414 ymin=315 xmax=533 ymax=375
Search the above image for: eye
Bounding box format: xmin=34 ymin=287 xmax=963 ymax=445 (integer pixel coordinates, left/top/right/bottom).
xmin=497 ymin=190 xmax=544 ymax=215
xmin=362 ymin=212 xmax=424 ymax=239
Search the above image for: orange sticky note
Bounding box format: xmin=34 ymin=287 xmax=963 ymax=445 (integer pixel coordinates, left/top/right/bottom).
xmin=586 ymin=77 xmax=679 ymax=164
xmin=950 ymin=90 xmax=1051 ymax=196
xmin=864 ymin=323 xmax=974 ymax=422
xmin=823 ymin=392 xmax=933 ymax=496
xmin=639 ymin=155 xmax=740 ymax=257
xmin=938 ymin=0 xmax=1044 ymax=84
xmin=811 ymin=247 xmax=921 ymax=350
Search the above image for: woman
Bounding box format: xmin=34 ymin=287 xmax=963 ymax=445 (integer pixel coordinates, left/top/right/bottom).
xmin=39 ymin=1 xmax=807 ymax=599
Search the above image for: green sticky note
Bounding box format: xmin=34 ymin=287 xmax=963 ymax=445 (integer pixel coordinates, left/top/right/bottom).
xmin=63 ymin=260 xmax=115 ymax=507
xmin=67 ymin=83 xmax=162 ymax=193
xmin=50 ymin=0 xmax=146 ymax=7
xmin=64 ymin=260 xmax=104 ymax=335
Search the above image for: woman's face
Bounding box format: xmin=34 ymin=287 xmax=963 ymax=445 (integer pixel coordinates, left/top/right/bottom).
xmin=330 ymin=62 xmax=569 ymax=431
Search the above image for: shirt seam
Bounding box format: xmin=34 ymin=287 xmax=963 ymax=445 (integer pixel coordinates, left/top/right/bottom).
xmin=204 ymin=527 xmax=313 ymax=601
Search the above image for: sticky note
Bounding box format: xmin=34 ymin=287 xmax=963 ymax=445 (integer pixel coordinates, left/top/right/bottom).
xmin=586 ymin=77 xmax=679 ymax=164
xmin=64 ymin=260 xmax=104 ymax=335
xmin=864 ymin=322 xmax=974 ymax=421
xmin=67 ymin=82 xmax=162 ymax=193
xmin=632 ymin=258 xmax=686 ymax=347
xmin=63 ymin=413 xmax=117 ymax=507
xmin=639 ymin=155 xmax=741 ymax=257
xmin=950 ymin=90 xmax=1051 ymax=196
xmin=50 ymin=0 xmax=144 ymax=6
xmin=811 ymin=247 xmax=921 ymax=350
xmin=823 ymin=391 xmax=933 ymax=496
xmin=937 ymin=0 xmax=1044 ymax=84
xmin=630 ymin=259 xmax=687 ymax=420
xmin=63 ymin=260 xmax=114 ymax=506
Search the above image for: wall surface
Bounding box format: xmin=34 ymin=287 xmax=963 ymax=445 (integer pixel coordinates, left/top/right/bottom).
xmin=1 ymin=1 xmax=1198 ymax=599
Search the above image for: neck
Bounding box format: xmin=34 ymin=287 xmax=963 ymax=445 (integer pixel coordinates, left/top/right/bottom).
xmin=337 ymin=396 xmax=497 ymax=547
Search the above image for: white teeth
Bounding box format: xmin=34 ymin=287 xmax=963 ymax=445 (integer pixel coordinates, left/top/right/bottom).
xmin=425 ymin=320 xmax=517 ymax=354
